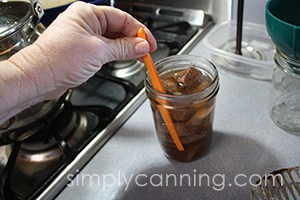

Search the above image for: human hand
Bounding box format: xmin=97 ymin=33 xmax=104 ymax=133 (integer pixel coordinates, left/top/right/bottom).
xmin=8 ymin=2 xmax=157 ymax=99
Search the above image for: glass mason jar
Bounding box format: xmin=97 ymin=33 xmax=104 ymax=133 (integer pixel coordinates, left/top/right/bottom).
xmin=269 ymin=49 xmax=300 ymax=133
xmin=145 ymin=55 xmax=220 ymax=162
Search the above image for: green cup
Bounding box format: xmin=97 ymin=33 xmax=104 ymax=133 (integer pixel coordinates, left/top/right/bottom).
xmin=266 ymin=0 xmax=300 ymax=60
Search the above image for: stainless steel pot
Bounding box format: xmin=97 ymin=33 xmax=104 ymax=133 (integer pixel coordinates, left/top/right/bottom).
xmin=0 ymin=1 xmax=44 ymax=60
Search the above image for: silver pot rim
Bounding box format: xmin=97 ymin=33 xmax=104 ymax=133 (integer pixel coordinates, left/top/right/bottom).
xmin=0 ymin=1 xmax=44 ymax=53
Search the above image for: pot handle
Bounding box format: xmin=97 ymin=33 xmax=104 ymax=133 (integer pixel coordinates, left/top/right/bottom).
xmin=31 ymin=0 xmax=44 ymax=20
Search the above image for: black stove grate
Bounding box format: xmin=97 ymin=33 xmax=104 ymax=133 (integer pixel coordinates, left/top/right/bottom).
xmin=0 ymin=73 xmax=141 ymax=200
xmin=142 ymin=18 xmax=198 ymax=56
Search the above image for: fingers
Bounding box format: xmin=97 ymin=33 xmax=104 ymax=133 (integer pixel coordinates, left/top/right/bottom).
xmin=66 ymin=2 xmax=157 ymax=53
xmin=134 ymin=39 xmax=151 ymax=55
xmin=94 ymin=6 xmax=157 ymax=52
xmin=141 ymin=28 xmax=157 ymax=53
xmin=102 ymin=37 xmax=150 ymax=62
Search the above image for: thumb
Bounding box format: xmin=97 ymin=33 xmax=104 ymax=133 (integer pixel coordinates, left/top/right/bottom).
xmin=107 ymin=37 xmax=150 ymax=61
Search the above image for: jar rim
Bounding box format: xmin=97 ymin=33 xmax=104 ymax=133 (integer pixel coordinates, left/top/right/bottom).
xmin=276 ymin=48 xmax=300 ymax=77
xmin=144 ymin=55 xmax=219 ymax=102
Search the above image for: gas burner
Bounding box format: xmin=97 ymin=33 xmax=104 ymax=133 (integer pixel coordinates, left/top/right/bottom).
xmin=0 ymin=97 xmax=102 ymax=199
xmin=101 ymin=60 xmax=146 ymax=87
xmin=20 ymin=109 xmax=87 ymax=153
xmin=7 ymin=108 xmax=90 ymax=199
xmin=108 ymin=59 xmax=144 ymax=79
xmin=0 ymin=92 xmax=69 ymax=145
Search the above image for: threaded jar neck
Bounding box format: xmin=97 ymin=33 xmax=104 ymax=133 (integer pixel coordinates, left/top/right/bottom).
xmin=275 ymin=48 xmax=300 ymax=77
xmin=145 ymin=55 xmax=219 ymax=107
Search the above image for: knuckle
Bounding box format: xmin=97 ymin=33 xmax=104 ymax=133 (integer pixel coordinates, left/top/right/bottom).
xmin=66 ymin=1 xmax=94 ymax=15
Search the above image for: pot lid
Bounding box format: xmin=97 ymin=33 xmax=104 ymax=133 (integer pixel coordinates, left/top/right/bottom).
xmin=0 ymin=1 xmax=44 ymax=55
xmin=0 ymin=2 xmax=34 ymax=39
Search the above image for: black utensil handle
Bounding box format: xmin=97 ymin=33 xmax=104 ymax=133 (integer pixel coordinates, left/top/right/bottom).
xmin=235 ymin=0 xmax=244 ymax=55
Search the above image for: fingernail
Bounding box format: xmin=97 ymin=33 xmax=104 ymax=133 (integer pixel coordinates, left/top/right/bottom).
xmin=135 ymin=40 xmax=149 ymax=55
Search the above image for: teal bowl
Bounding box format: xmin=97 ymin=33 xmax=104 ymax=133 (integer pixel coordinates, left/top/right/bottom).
xmin=266 ymin=0 xmax=300 ymax=59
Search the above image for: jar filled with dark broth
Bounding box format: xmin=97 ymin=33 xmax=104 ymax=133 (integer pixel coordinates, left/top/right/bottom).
xmin=145 ymin=55 xmax=219 ymax=162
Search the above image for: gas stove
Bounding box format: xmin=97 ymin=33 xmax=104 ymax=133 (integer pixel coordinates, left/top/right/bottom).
xmin=0 ymin=2 xmax=220 ymax=200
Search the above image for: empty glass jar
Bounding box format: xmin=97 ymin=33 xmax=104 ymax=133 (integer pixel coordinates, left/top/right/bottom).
xmin=269 ymin=49 xmax=300 ymax=133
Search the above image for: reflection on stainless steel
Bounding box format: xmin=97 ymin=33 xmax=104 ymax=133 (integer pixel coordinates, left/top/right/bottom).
xmin=0 ymin=2 xmax=44 ymax=59
xmin=104 ymin=60 xmax=146 ymax=86
xmin=110 ymin=59 xmax=138 ymax=69
xmin=1 ymin=104 xmax=99 ymax=199
xmin=113 ymin=0 xmax=232 ymax=23
xmin=10 ymin=112 xmax=88 ymax=198
xmin=0 ymin=145 xmax=9 ymax=174
xmin=20 ymin=112 xmax=87 ymax=152
xmin=0 ymin=94 xmax=64 ymax=145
